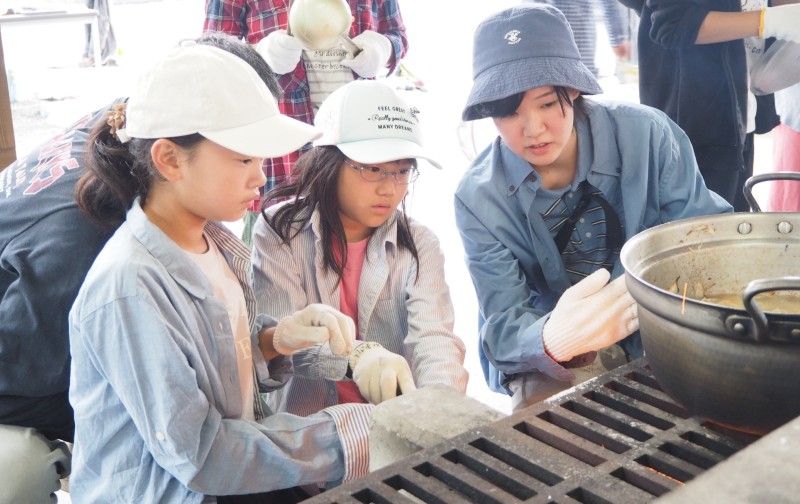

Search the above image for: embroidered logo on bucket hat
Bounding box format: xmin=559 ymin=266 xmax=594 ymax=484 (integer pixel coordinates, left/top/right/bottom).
xmin=313 ymin=80 xmax=441 ymax=169
xmin=462 ymin=4 xmax=603 ymax=121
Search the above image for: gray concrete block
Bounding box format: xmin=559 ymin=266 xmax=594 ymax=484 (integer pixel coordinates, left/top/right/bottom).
xmin=369 ymin=384 xmax=507 ymax=471
xmin=654 ymin=416 xmax=800 ymax=504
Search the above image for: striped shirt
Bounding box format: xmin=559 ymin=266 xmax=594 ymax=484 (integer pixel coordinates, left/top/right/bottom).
xmin=251 ymin=206 xmax=468 ymax=416
xmin=540 ymin=182 xmax=622 ymax=284
xmin=530 ymin=0 xmax=629 ymax=76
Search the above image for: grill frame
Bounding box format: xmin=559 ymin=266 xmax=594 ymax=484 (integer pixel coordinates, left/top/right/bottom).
xmin=304 ymin=358 xmax=759 ymax=504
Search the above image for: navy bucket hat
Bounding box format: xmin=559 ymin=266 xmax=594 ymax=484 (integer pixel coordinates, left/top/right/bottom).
xmin=462 ymin=4 xmax=603 ymax=121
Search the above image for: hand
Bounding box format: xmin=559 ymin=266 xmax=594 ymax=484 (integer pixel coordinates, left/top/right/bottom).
xmin=340 ymin=30 xmax=392 ymax=78
xmin=612 ymin=41 xmax=631 ymax=60
xmin=543 ymin=269 xmax=639 ymax=362
xmin=273 ymin=304 xmax=355 ymax=356
xmin=256 ymin=29 xmax=304 ymax=74
xmin=349 ymin=343 xmax=416 ymax=404
xmin=763 ymin=5 xmax=800 ymax=44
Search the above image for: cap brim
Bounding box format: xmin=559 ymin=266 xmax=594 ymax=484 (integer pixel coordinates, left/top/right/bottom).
xmin=462 ymin=56 xmax=602 ymax=121
xmin=336 ymin=138 xmax=442 ymax=169
xmin=201 ymin=114 xmax=322 ymax=159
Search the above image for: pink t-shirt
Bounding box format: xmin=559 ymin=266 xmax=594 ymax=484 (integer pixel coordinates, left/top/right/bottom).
xmin=335 ymin=237 xmax=369 ymax=404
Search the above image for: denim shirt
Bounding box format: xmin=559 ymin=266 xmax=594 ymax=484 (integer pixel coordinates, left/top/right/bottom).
xmin=252 ymin=208 xmax=468 ymax=416
xmin=454 ymin=98 xmax=732 ymax=394
xmin=68 ymin=200 xmax=372 ymax=503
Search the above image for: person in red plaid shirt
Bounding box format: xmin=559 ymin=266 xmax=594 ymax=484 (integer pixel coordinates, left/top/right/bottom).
xmin=204 ymin=0 xmax=408 ymax=245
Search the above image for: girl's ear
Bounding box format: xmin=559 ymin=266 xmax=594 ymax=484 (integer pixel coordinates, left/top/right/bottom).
xmin=150 ymin=139 xmax=184 ymax=181
xmin=568 ymin=88 xmax=581 ymax=101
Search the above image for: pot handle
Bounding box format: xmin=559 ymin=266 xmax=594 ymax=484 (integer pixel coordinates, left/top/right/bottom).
xmin=741 ymin=277 xmax=800 ymax=343
xmin=743 ymin=172 xmax=800 ymax=212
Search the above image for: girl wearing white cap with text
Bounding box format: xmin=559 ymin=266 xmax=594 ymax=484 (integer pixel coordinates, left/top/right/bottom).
xmin=252 ymin=80 xmax=468 ymax=415
xmin=455 ymin=4 xmax=733 ymax=411
xmin=69 ymin=41 xmax=373 ymax=503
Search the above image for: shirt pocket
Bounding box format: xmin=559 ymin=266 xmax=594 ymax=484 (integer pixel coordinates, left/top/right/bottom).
xmin=367 ymin=298 xmax=408 ymax=355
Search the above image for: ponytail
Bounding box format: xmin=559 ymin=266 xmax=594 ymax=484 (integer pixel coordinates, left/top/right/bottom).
xmin=75 ymin=102 xmax=203 ymax=229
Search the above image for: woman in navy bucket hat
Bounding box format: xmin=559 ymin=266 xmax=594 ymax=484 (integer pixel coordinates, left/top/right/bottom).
xmin=454 ymin=4 xmax=732 ymax=411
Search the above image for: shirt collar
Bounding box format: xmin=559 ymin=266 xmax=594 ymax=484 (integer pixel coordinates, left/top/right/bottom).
xmin=579 ymin=99 xmax=623 ymax=179
xmin=126 ymin=199 xmax=250 ymax=300
xmin=497 ymin=99 xmax=623 ymax=196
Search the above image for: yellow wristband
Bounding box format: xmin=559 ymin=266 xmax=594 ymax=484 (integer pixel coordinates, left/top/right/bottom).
xmin=758 ymin=7 xmax=766 ymax=38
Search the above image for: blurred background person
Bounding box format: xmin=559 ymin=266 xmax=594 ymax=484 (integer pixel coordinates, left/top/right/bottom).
xmin=82 ymin=0 xmax=118 ymax=67
xmin=767 ymin=81 xmax=800 ymax=211
xmin=619 ymin=0 xmax=800 ymax=211
xmin=526 ymin=0 xmax=632 ymax=78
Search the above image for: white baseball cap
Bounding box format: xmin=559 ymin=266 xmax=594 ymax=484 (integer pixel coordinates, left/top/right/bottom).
xmin=124 ymin=41 xmax=321 ymax=158
xmin=313 ymin=80 xmax=441 ymax=169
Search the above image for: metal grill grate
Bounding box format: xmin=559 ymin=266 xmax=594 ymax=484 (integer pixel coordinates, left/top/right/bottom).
xmin=303 ymin=359 xmax=759 ymax=504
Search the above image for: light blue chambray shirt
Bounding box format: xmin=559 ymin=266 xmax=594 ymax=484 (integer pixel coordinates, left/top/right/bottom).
xmin=454 ymin=98 xmax=733 ymax=394
xmin=68 ymin=200 xmax=372 ymax=503
xmin=251 ymin=208 xmax=468 ymax=416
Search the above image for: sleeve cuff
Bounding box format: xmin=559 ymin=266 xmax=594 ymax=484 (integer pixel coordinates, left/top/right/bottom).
xmin=322 ymin=403 xmax=374 ymax=482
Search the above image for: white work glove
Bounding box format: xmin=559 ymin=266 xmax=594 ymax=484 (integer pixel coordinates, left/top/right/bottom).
xmin=762 ymin=5 xmax=800 ymax=44
xmin=349 ymin=342 xmax=417 ymax=404
xmin=340 ymin=30 xmax=392 ymax=78
xmin=256 ymin=29 xmax=305 ymax=74
xmin=273 ymin=304 xmax=355 ymax=356
xmin=543 ymin=269 xmax=639 ymax=363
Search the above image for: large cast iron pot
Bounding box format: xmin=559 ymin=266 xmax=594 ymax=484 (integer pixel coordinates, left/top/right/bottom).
xmin=621 ymin=188 xmax=800 ymax=434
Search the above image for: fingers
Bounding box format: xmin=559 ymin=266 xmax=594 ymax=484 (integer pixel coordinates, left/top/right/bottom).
xmin=377 ymin=368 xmax=398 ymax=404
xmin=317 ymin=309 xmax=354 ymax=355
xmin=397 ymin=371 xmax=417 ymax=395
xmin=563 ymin=268 xmax=611 ymax=301
xmin=272 ymin=323 xmax=329 ymax=355
xmin=299 ymin=304 xmax=355 ymax=355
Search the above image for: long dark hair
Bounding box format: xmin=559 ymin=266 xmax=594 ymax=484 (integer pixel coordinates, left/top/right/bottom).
xmin=261 ymin=146 xmax=420 ymax=286
xmin=75 ymin=127 xmax=204 ymax=229
xmin=75 ymin=31 xmax=281 ymax=229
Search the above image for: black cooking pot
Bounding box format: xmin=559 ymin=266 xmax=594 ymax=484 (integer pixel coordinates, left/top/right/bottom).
xmin=620 ymin=174 xmax=800 ymax=434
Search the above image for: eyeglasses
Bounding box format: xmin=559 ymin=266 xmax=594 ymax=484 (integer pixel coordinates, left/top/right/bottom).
xmin=343 ymin=159 xmax=419 ymax=185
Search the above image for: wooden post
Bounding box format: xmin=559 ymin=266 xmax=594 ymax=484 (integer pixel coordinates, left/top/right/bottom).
xmin=0 ymin=27 xmax=17 ymax=170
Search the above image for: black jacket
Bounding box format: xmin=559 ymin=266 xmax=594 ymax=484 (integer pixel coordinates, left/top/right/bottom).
xmin=623 ymin=0 xmax=778 ymax=173
xmin=0 ymin=102 xmax=116 ymax=441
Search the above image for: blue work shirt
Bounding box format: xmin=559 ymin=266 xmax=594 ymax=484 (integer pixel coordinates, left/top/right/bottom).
xmin=454 ymin=98 xmax=732 ymax=395
xmin=68 ymin=200 xmax=371 ymax=503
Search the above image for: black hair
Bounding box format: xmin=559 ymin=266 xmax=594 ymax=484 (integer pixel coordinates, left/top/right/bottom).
xmin=470 ymin=86 xmax=584 ymax=120
xmin=75 ymin=33 xmax=282 ymax=229
xmin=261 ymin=146 xmax=420 ymax=287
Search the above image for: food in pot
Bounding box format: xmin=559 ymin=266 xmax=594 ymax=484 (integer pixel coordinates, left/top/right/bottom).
xmin=700 ymin=292 xmax=800 ymax=314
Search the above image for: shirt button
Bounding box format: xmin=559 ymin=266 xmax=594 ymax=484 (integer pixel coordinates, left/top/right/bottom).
xmin=156 ymin=431 xmax=165 ymax=441
xmin=585 ymin=232 xmax=592 ymax=238
xmin=508 ymin=185 xmax=515 ymax=192
xmin=579 ymin=218 xmax=585 ymax=224
xmin=567 ymin=192 xmax=574 ymax=199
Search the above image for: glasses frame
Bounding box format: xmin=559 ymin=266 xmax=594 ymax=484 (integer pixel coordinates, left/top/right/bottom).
xmin=343 ymin=158 xmax=419 ymax=185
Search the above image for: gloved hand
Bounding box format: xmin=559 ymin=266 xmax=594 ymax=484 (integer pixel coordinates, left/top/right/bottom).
xmin=256 ymin=29 xmax=305 ymax=74
xmin=349 ymin=342 xmax=416 ymax=404
xmin=340 ymin=30 xmax=392 ymax=78
xmin=762 ymin=5 xmax=800 ymax=44
xmin=273 ymin=304 xmax=355 ymax=356
xmin=543 ymin=269 xmax=639 ymax=362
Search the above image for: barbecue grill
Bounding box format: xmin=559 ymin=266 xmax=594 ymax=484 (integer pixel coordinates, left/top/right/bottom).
xmin=302 ymin=358 xmax=781 ymax=503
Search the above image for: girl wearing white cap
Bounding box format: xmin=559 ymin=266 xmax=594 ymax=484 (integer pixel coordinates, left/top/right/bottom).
xmin=455 ymin=4 xmax=732 ymax=411
xmin=69 ymin=41 xmax=373 ymax=503
xmin=252 ymin=80 xmax=468 ymax=415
